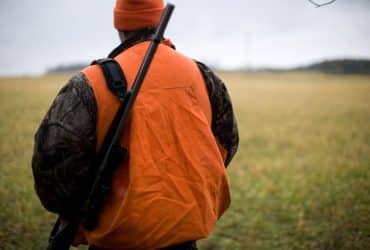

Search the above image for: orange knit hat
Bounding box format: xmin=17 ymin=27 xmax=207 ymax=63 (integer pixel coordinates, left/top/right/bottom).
xmin=114 ymin=0 xmax=165 ymax=31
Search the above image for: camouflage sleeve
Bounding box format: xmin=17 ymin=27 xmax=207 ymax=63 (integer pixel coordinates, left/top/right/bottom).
xmin=31 ymin=72 xmax=97 ymax=219
xmin=196 ymin=61 xmax=239 ymax=167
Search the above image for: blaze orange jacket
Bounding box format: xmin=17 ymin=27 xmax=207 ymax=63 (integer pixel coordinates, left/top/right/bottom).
xmin=74 ymin=40 xmax=231 ymax=249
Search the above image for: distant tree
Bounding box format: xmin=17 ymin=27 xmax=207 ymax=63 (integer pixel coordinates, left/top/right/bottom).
xmin=46 ymin=63 xmax=88 ymax=75
xmin=308 ymin=0 xmax=337 ymax=7
xmin=297 ymin=59 xmax=370 ymax=75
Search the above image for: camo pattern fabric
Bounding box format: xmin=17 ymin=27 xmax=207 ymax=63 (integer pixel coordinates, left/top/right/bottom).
xmin=196 ymin=61 xmax=239 ymax=166
xmin=31 ymin=63 xmax=238 ymax=217
xmin=32 ymin=72 xmax=97 ymax=219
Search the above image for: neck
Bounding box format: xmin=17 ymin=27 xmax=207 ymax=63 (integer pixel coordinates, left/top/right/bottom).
xmin=118 ymin=28 xmax=156 ymax=43
xmin=118 ymin=31 xmax=137 ymax=43
xmin=109 ymin=28 xmax=156 ymax=58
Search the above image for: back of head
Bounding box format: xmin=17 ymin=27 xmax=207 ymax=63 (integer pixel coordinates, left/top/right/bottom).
xmin=114 ymin=0 xmax=165 ymax=31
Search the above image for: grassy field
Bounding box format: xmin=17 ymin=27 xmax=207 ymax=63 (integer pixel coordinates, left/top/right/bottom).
xmin=0 ymin=72 xmax=369 ymax=249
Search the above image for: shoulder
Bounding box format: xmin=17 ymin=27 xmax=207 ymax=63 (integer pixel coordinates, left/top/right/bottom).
xmin=61 ymin=72 xmax=92 ymax=95
xmin=55 ymin=72 xmax=97 ymax=120
xmin=194 ymin=60 xmax=228 ymax=103
xmin=194 ymin=60 xmax=224 ymax=89
xmin=59 ymin=71 xmax=92 ymax=96
xmin=194 ymin=60 xmax=217 ymax=78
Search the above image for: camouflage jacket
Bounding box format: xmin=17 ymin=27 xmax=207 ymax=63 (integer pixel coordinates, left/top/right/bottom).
xmin=32 ymin=37 xmax=239 ymax=219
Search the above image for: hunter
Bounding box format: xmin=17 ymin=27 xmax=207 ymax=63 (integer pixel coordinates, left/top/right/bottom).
xmin=32 ymin=0 xmax=239 ymax=249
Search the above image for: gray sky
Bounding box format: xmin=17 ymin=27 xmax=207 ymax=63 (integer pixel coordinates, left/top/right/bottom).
xmin=0 ymin=0 xmax=370 ymax=75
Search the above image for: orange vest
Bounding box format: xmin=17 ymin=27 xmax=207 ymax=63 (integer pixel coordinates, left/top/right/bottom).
xmin=75 ymin=41 xmax=231 ymax=249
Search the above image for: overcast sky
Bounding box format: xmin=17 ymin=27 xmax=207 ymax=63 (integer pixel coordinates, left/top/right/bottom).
xmin=0 ymin=0 xmax=369 ymax=75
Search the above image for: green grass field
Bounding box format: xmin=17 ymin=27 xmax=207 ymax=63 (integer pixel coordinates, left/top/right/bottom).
xmin=0 ymin=72 xmax=369 ymax=250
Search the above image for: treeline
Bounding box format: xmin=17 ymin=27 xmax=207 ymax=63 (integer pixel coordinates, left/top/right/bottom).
xmin=46 ymin=59 xmax=370 ymax=75
xmin=295 ymin=59 xmax=370 ymax=74
xmin=46 ymin=63 xmax=88 ymax=74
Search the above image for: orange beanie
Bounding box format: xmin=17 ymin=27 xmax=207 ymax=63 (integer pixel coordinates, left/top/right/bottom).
xmin=114 ymin=0 xmax=165 ymax=31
